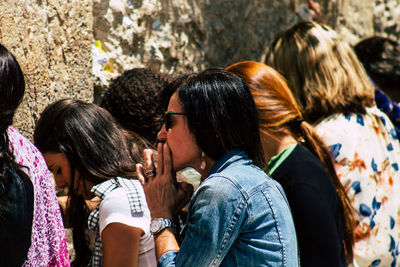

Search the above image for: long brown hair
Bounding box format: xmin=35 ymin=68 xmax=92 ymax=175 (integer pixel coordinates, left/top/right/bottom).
xmin=226 ymin=61 xmax=355 ymax=262
xmin=34 ymin=99 xmax=141 ymax=266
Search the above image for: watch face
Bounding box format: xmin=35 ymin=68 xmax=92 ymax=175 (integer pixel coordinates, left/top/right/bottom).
xmin=150 ymin=219 xmax=162 ymax=233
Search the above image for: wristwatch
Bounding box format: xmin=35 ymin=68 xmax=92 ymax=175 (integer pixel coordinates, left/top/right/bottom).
xmin=150 ymin=218 xmax=177 ymax=235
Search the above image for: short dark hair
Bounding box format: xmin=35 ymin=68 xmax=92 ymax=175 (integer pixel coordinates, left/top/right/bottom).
xmin=354 ymin=36 xmax=400 ymax=92
xmin=169 ymin=68 xmax=265 ymax=168
xmin=100 ymin=68 xmax=173 ymax=147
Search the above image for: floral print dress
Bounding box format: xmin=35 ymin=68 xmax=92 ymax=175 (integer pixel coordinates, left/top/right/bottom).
xmin=315 ymin=106 xmax=400 ymax=267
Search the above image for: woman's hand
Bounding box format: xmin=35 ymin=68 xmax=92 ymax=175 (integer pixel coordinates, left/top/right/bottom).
xmin=136 ymin=142 xmax=193 ymax=219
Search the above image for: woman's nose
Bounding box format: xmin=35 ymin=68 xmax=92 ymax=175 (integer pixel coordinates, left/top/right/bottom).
xmin=157 ymin=124 xmax=167 ymax=142
xmin=53 ymin=175 xmax=67 ymax=189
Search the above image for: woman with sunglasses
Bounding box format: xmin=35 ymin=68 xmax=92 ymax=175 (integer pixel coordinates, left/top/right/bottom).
xmin=34 ymin=99 xmax=156 ymax=267
xmin=136 ymin=68 xmax=299 ymax=266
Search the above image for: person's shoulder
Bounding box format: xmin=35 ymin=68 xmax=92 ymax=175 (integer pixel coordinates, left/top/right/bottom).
xmin=193 ymin=173 xmax=246 ymax=209
xmin=8 ymin=126 xmax=35 ymax=149
xmin=315 ymin=113 xmax=356 ymax=133
xmin=280 ymin=145 xmax=325 ymax=171
xmin=100 ymin=179 xmax=145 ymax=213
xmin=315 ymin=113 xmax=364 ymax=150
xmin=103 ymin=186 xmax=126 ymax=201
xmin=100 ymin=187 xmax=129 ymax=214
xmin=274 ymin=145 xmax=331 ymax=187
xmin=201 ymin=168 xmax=277 ymax=209
xmin=7 ymin=126 xmax=51 ymax=178
xmin=210 ymin=163 xmax=268 ymax=187
xmin=368 ymin=106 xmax=398 ymax=131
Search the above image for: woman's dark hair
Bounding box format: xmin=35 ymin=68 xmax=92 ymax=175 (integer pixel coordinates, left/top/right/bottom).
xmin=354 ymin=36 xmax=400 ymax=95
xmin=34 ymin=98 xmax=141 ymax=266
xmin=0 ymin=43 xmax=31 ymax=221
xmin=100 ymin=68 xmax=173 ymax=148
xmin=34 ymin=99 xmax=140 ymax=184
xmin=168 ymin=68 xmax=265 ymax=168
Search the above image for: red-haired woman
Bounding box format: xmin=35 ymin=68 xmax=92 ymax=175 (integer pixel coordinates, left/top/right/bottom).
xmin=227 ymin=61 xmax=354 ymax=267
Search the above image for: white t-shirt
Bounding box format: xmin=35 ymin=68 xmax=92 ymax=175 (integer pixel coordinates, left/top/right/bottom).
xmin=98 ymin=181 xmax=156 ymax=267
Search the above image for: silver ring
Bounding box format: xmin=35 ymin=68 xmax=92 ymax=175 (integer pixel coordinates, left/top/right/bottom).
xmin=146 ymin=170 xmax=157 ymax=177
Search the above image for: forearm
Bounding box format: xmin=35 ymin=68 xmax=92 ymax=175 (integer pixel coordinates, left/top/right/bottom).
xmin=154 ymin=228 xmax=180 ymax=260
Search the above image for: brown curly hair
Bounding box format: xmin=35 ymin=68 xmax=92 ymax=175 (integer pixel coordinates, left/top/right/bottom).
xmin=100 ymin=68 xmax=173 ymax=147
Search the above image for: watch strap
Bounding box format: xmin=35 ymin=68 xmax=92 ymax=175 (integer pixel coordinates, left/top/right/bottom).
xmin=150 ymin=218 xmax=177 ymax=235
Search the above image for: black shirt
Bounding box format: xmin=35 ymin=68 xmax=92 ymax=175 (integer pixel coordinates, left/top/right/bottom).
xmin=270 ymin=145 xmax=346 ymax=267
xmin=0 ymin=165 xmax=34 ymax=266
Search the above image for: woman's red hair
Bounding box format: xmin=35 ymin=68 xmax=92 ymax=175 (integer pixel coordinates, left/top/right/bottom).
xmin=226 ymin=61 xmax=355 ymax=262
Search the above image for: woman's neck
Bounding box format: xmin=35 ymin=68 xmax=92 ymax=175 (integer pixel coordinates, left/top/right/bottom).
xmin=262 ymin=134 xmax=298 ymax=164
xmin=198 ymin=156 xmax=215 ymax=182
xmin=85 ymin=196 xmax=101 ymax=211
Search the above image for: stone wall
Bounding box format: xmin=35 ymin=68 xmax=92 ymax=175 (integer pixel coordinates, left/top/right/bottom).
xmin=1 ymin=0 xmax=399 ymax=137
xmin=93 ymin=0 xmax=400 ymax=100
xmin=92 ymin=0 xmax=298 ymax=100
xmin=334 ymin=0 xmax=400 ymax=44
xmin=0 ymin=0 xmax=93 ymax=139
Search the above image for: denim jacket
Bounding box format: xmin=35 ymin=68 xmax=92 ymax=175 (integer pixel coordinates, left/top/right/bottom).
xmin=158 ymin=149 xmax=299 ymax=267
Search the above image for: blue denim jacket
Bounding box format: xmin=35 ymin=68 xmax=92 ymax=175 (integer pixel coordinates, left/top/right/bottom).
xmin=158 ymin=149 xmax=299 ymax=267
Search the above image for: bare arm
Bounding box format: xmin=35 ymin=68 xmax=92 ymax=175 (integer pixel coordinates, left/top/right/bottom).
xmin=101 ymin=222 xmax=143 ymax=267
xmin=153 ymin=228 xmax=180 ymax=260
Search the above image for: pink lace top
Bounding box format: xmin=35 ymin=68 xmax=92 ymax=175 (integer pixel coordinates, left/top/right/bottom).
xmin=8 ymin=127 xmax=70 ymax=266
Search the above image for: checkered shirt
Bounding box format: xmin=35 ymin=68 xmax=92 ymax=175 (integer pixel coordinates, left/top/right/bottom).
xmin=87 ymin=177 xmax=144 ymax=266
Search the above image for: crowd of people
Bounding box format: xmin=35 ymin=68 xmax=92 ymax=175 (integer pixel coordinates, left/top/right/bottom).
xmin=1 ymin=20 xmax=399 ymax=267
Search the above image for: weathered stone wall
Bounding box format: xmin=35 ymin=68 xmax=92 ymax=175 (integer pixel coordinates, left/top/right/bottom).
xmin=0 ymin=0 xmax=93 ymax=139
xmin=93 ymin=0 xmax=400 ymax=100
xmin=1 ymin=0 xmax=399 ymax=137
xmin=92 ymin=0 xmax=298 ymax=100
xmin=333 ymin=0 xmax=400 ymax=44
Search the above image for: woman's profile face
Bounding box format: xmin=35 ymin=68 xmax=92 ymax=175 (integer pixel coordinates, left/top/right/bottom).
xmin=157 ymin=92 xmax=201 ymax=172
xmin=43 ymin=152 xmax=90 ymax=198
xmin=43 ymin=152 xmax=72 ymax=190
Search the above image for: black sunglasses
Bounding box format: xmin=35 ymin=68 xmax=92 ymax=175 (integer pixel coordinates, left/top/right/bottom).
xmin=164 ymin=111 xmax=186 ymax=130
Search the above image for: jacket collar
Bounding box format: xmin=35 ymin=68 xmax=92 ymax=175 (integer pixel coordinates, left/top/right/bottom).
xmin=209 ymin=149 xmax=249 ymax=176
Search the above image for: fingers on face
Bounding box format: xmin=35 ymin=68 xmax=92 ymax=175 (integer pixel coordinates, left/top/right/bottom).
xmin=143 ymin=149 xmax=155 ymax=170
xmin=143 ymin=148 xmax=158 ymax=181
xmin=163 ymin=143 xmax=172 ymax=175
xmin=157 ymin=142 xmax=164 ymax=174
xmin=141 ymin=143 xmax=172 ymax=182
xmin=136 ymin=163 xmax=146 ymax=184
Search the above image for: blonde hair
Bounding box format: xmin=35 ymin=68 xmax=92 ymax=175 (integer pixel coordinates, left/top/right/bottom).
xmin=266 ymin=21 xmax=375 ymax=123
